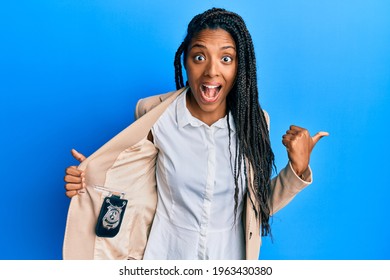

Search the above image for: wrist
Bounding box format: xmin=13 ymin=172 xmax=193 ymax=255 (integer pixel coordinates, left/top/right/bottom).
xmin=290 ymin=162 xmax=308 ymax=180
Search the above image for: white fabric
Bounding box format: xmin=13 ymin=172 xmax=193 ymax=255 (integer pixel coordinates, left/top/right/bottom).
xmin=143 ymin=89 xmax=246 ymax=260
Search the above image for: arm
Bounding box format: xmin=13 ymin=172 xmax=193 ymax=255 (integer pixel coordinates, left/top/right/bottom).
xmin=270 ymin=125 xmax=328 ymax=214
xmin=270 ymin=161 xmax=312 ymax=215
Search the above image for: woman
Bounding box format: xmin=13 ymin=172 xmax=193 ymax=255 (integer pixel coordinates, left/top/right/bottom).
xmin=63 ymin=8 xmax=328 ymax=260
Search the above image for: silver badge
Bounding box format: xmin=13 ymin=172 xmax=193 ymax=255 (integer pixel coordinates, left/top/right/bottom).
xmin=102 ymin=199 xmax=126 ymax=230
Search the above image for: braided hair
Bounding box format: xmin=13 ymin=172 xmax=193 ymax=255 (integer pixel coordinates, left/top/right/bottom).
xmin=174 ymin=8 xmax=275 ymax=237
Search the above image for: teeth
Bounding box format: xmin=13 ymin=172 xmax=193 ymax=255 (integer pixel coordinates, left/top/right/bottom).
xmin=204 ymin=84 xmax=219 ymax=89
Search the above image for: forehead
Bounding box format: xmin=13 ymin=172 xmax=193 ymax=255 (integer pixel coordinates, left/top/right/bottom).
xmin=190 ymin=28 xmax=236 ymax=47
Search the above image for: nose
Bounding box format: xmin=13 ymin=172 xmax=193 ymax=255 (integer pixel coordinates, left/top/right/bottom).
xmin=204 ymin=58 xmax=219 ymax=77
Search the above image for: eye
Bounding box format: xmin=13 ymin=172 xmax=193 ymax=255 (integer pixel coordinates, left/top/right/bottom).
xmin=222 ymin=56 xmax=233 ymax=63
xmin=194 ymin=55 xmax=205 ymax=62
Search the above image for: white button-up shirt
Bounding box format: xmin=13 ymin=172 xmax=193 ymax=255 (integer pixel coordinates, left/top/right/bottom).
xmin=143 ymin=89 xmax=246 ymax=260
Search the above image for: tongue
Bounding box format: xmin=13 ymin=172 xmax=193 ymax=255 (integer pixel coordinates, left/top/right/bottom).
xmin=204 ymin=86 xmax=219 ymax=98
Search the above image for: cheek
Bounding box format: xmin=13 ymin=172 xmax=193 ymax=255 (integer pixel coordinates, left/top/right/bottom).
xmin=225 ymin=68 xmax=237 ymax=87
xmin=186 ymin=64 xmax=201 ymax=84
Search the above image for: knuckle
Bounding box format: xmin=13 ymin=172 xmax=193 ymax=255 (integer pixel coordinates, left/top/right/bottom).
xmin=65 ymin=183 xmax=74 ymax=191
xmin=65 ymin=166 xmax=76 ymax=174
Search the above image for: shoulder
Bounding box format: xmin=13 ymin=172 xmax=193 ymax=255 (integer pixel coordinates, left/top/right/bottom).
xmin=134 ymin=90 xmax=178 ymax=120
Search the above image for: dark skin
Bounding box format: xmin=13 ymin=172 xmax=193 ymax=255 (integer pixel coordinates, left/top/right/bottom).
xmin=283 ymin=125 xmax=329 ymax=176
xmin=64 ymin=28 xmax=328 ymax=197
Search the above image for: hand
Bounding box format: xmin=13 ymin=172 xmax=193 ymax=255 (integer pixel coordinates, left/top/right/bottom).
xmin=282 ymin=125 xmax=329 ymax=177
xmin=64 ymin=149 xmax=86 ymax=198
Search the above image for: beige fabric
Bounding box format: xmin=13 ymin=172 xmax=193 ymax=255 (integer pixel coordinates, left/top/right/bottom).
xmin=62 ymin=87 xmax=311 ymax=260
xmin=63 ymin=88 xmax=184 ymax=260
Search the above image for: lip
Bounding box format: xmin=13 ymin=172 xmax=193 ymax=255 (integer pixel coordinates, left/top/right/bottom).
xmin=199 ymin=83 xmax=222 ymax=103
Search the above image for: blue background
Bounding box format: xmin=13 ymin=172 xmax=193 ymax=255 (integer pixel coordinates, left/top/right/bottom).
xmin=0 ymin=0 xmax=389 ymax=260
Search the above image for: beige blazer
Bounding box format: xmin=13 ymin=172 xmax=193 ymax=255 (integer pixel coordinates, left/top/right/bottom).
xmin=62 ymin=87 xmax=312 ymax=260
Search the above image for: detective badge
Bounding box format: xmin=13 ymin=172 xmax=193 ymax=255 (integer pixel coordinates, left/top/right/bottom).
xmin=95 ymin=193 xmax=127 ymax=238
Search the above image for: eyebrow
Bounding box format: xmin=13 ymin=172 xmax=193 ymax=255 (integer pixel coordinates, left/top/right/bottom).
xmin=189 ymin=43 xmax=236 ymax=51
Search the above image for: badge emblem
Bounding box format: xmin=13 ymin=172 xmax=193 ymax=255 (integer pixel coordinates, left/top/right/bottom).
xmin=102 ymin=199 xmax=126 ymax=230
xmin=96 ymin=194 xmax=128 ymax=238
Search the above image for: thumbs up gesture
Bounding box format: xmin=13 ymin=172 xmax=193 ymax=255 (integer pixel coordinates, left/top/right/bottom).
xmin=64 ymin=149 xmax=87 ymax=198
xmin=282 ymin=125 xmax=329 ymax=178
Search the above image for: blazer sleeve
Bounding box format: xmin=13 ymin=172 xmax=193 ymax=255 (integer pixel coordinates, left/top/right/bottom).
xmin=263 ymin=110 xmax=313 ymax=215
xmin=270 ymin=162 xmax=312 ymax=215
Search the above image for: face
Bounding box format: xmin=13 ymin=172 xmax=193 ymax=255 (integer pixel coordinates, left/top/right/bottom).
xmin=185 ymin=28 xmax=237 ymax=125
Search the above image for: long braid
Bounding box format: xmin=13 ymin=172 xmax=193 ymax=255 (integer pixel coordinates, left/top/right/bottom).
xmin=174 ymin=41 xmax=185 ymax=89
xmin=174 ymin=8 xmax=275 ymax=237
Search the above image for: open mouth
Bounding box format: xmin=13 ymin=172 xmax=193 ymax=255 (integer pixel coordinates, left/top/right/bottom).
xmin=200 ymin=84 xmax=222 ymax=103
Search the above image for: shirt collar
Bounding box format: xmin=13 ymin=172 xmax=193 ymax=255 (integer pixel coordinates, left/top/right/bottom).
xmin=176 ymin=88 xmax=236 ymax=132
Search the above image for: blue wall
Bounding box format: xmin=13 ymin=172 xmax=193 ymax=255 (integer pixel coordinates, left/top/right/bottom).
xmin=0 ymin=0 xmax=389 ymax=260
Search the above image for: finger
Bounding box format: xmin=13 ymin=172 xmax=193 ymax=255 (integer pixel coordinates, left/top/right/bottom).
xmin=65 ymin=190 xmax=78 ymax=198
xmin=282 ymin=139 xmax=288 ymax=148
xmin=71 ymin=149 xmax=86 ymax=163
xmin=285 ymin=129 xmax=298 ymax=136
xmin=64 ymin=174 xmax=83 ymax=183
xmin=282 ymin=137 xmax=293 ymax=148
xmin=65 ymin=166 xmax=82 ymax=176
xmin=65 ymin=183 xmax=83 ymax=191
xmin=289 ymin=125 xmax=304 ymax=131
xmin=287 ymin=125 xmax=306 ymax=136
xmin=312 ymin=131 xmax=329 ymax=145
xmin=282 ymin=134 xmax=295 ymax=141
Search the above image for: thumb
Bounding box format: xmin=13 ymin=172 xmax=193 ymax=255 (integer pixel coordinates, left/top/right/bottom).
xmin=71 ymin=148 xmax=86 ymax=163
xmin=312 ymin=131 xmax=329 ymax=146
